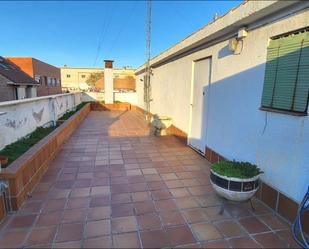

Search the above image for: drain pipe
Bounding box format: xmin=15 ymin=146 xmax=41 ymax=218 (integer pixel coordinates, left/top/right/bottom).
xmin=0 ymin=180 xmax=13 ymax=215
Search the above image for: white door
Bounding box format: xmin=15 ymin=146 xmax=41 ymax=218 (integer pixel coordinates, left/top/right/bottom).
xmin=188 ymin=57 xmax=212 ymax=154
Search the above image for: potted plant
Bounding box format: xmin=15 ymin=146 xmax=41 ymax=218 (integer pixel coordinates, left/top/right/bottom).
xmin=0 ymin=155 xmax=8 ymax=168
xmin=210 ymin=161 xmax=263 ymax=202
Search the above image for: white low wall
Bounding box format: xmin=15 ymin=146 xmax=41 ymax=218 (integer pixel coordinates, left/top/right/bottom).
xmin=0 ymin=93 xmax=82 ymax=150
xmin=82 ymin=91 xmax=137 ymax=105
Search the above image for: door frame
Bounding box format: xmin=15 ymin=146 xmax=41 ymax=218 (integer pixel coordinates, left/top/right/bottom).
xmin=188 ymin=56 xmax=212 ymax=155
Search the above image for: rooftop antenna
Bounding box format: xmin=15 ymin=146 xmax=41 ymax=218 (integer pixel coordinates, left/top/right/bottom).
xmin=144 ymin=0 xmax=152 ymax=122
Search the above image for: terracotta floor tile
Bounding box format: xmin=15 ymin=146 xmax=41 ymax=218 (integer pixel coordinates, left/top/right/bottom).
xmin=7 ymin=214 xmax=37 ymax=229
xmin=112 ymin=216 xmax=138 ymax=233
xmin=167 ymin=225 xmax=196 ymax=246
xmin=43 ymin=199 xmax=66 ymax=212
xmin=90 ymin=196 xmax=110 ymax=207
xmin=175 ymin=197 xmax=200 ymax=209
xmin=128 ymin=175 xmax=145 ymax=184
xmin=137 ymin=213 xmax=162 ymax=230
xmin=83 ymin=236 xmax=112 ymax=248
xmin=191 ymin=222 xmax=222 ymax=241
xmin=110 ymin=176 xmax=129 ymax=185
xmin=53 ymin=240 xmax=82 ymax=248
xmin=111 ymin=184 xmax=130 ymax=194
xmin=155 ymin=199 xmax=178 ymax=211
xmin=161 ymin=173 xmax=178 ymax=180
xmin=55 ymin=180 xmax=74 ymax=189
xmin=0 ymin=230 xmax=29 ymax=248
xmin=62 ymin=208 xmax=87 ymax=223
xmin=85 ymin=219 xmax=111 ymax=238
xmin=188 ymin=186 xmax=213 ymax=196
xmin=111 ymin=193 xmax=131 ymax=205
xmin=25 ymin=226 xmax=56 ymax=246
xmin=73 ymin=179 xmax=92 ymax=188
xmin=129 ymin=182 xmax=148 ymax=192
xmin=147 ymin=181 xmax=167 ymax=190
xmin=144 ymin=174 xmax=162 ymax=182
xmin=20 ymin=201 xmax=43 ymax=214
xmin=215 ymin=220 xmax=246 ymax=238
xmin=201 ymin=239 xmax=230 ymax=248
xmin=112 ymin=232 xmax=141 ymax=248
xmin=134 ymin=201 xmax=156 ymax=215
xmin=151 ymin=189 xmax=173 ymax=200
xmin=131 ymin=191 xmax=152 ymax=202
xmin=170 ymin=188 xmax=191 ymax=198
xmin=142 ymin=168 xmax=158 ymax=175
xmin=239 ymin=216 xmax=271 ymax=234
xmin=165 ymin=180 xmax=184 ymax=189
xmin=258 ymin=214 xmax=289 ymax=231
xmin=66 ymin=197 xmax=89 ymax=209
xmin=87 ymin=206 xmax=111 ymax=221
xmin=140 ymin=229 xmax=170 ymax=248
xmin=91 ymin=186 xmax=110 ymax=196
xmin=276 ymin=229 xmax=302 ymax=248
xmin=195 ymin=194 xmax=222 ymax=207
xmin=182 ymin=208 xmax=209 ymax=224
xmin=55 ymin=223 xmax=84 ymax=242
xmin=70 ymin=187 xmax=91 ymax=198
xmin=35 ymin=211 xmax=62 ymax=227
xmin=111 ymin=203 xmax=134 ymax=217
xmin=228 ymin=236 xmax=262 ymax=248
xmin=253 ymin=232 xmax=288 ymax=248
xmin=160 ymin=210 xmax=186 ymax=227
xmin=203 ymin=206 xmax=231 ymax=221
xmin=224 ymin=202 xmax=252 ymax=218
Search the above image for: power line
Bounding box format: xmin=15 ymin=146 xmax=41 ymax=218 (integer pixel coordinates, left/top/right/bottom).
xmin=106 ymin=2 xmax=137 ymax=58
xmin=93 ymin=3 xmax=114 ymax=67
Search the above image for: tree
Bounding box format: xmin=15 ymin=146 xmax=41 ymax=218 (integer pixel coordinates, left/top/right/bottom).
xmin=86 ymin=72 xmax=103 ymax=89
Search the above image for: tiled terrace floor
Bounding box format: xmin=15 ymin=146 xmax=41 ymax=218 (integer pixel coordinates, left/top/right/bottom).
xmin=0 ymin=111 xmax=299 ymax=248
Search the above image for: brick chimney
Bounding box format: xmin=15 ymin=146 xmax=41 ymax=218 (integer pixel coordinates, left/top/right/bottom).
xmin=104 ymin=60 xmax=114 ymax=69
xmin=104 ymin=60 xmax=114 ymax=104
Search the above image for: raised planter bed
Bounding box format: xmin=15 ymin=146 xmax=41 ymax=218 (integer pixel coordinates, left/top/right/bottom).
xmin=91 ymin=102 xmax=131 ymax=111
xmin=0 ymin=103 xmax=91 ymax=211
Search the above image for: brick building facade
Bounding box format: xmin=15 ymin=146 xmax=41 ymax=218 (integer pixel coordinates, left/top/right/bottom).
xmin=0 ymin=56 xmax=39 ymax=102
xmin=7 ymin=58 xmax=62 ymax=97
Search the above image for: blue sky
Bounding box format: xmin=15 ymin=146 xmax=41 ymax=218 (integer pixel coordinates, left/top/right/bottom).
xmin=0 ymin=1 xmax=241 ymax=69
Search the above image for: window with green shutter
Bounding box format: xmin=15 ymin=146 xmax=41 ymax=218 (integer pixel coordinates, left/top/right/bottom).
xmin=261 ymin=29 xmax=309 ymax=115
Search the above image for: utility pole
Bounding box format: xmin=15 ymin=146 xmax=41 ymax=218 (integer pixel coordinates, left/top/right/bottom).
xmin=144 ymin=0 xmax=152 ymax=122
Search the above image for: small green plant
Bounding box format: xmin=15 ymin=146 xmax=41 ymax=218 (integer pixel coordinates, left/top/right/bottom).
xmin=212 ymin=161 xmax=263 ymax=179
xmin=0 ymin=127 xmax=56 ymax=166
xmin=58 ymin=102 xmax=88 ymax=120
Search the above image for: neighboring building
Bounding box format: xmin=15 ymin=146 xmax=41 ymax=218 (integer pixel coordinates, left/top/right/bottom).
xmin=7 ymin=57 xmax=62 ymax=97
xmin=135 ymin=0 xmax=309 ymax=226
xmin=0 ymin=56 xmax=38 ymax=102
xmin=60 ymin=66 xmax=135 ymax=92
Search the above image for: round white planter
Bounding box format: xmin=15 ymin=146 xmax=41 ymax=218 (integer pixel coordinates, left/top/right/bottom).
xmin=210 ymin=169 xmax=260 ymax=202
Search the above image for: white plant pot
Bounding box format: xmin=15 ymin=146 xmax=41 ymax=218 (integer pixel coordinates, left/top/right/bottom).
xmin=210 ymin=169 xmax=260 ymax=202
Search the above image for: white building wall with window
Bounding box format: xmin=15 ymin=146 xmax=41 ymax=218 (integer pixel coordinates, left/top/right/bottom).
xmin=136 ymin=3 xmax=309 ymax=203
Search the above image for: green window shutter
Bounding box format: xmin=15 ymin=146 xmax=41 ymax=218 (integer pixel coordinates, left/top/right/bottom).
xmin=261 ymin=31 xmax=309 ymax=114
xmin=293 ymin=36 xmax=309 ymax=112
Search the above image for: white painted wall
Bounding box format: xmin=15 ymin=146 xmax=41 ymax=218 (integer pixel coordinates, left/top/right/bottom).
xmin=82 ymin=91 xmax=137 ymax=105
xmin=104 ymin=68 xmax=114 ymax=104
xmin=0 ymin=93 xmax=82 ymax=150
xmin=136 ymin=10 xmax=309 ymax=202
